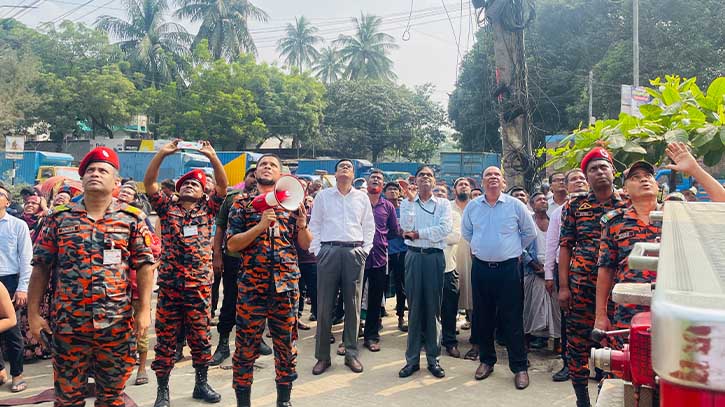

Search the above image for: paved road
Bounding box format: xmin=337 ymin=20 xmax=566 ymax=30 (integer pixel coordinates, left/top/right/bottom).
xmin=5 ymin=296 xmax=597 ymax=406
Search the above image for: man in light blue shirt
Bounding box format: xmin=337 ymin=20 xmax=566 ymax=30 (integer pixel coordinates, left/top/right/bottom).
xmin=0 ymin=183 xmax=31 ymax=391
xmin=398 ymin=166 xmax=452 ymax=380
xmin=461 ymin=166 xmax=536 ymax=390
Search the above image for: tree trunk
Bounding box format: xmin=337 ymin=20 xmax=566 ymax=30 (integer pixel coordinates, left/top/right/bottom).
xmin=488 ymin=1 xmax=532 ymax=190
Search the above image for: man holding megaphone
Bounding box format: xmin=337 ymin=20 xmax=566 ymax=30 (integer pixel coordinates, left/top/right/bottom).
xmin=226 ymin=154 xmax=311 ymax=407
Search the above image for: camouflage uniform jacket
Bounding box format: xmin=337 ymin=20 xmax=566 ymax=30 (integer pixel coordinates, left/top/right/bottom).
xmin=149 ymin=191 xmax=223 ymax=289
xmin=32 ymin=200 xmax=155 ymax=334
xmin=559 ymin=190 xmax=627 ymax=288
xmin=226 ymin=194 xmax=300 ymax=293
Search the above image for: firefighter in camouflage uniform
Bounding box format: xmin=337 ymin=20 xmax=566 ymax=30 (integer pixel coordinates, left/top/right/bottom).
xmin=28 ymin=147 xmax=156 ymax=407
xmin=144 ymin=139 xmax=228 ymax=407
xmin=595 ymin=161 xmax=661 ymax=347
xmin=558 ymin=147 xmax=627 ymax=407
xmin=226 ymin=154 xmax=312 ymax=407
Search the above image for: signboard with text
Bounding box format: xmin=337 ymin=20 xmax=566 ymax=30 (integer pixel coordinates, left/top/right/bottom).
xmin=5 ymin=136 xmax=25 ymax=160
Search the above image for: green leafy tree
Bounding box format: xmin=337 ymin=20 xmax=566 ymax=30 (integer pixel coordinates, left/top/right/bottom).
xmin=174 ymin=0 xmax=268 ymax=60
xmin=324 ymin=80 xmax=443 ymax=161
xmin=277 ymin=16 xmax=322 ymax=73
xmin=0 ymin=46 xmax=39 ymax=134
xmin=447 ymin=31 xmax=500 ymax=152
xmin=543 ymin=75 xmax=725 ymax=173
xmin=312 ymin=45 xmax=344 ymax=85
xmin=96 ymin=0 xmax=191 ymax=87
xmin=335 ymin=13 xmax=397 ymax=81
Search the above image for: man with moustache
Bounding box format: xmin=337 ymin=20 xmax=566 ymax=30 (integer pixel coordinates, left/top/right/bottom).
xmin=558 ymin=148 xmax=626 ymax=407
xmin=462 ymin=166 xmax=536 ymax=389
xmin=398 ymin=166 xmax=452 ymax=379
xmin=595 ymin=162 xmax=661 ymax=344
xmin=145 ymin=139 xmax=228 ymax=407
xmin=226 ymin=155 xmax=311 ymax=407
xmin=28 ymin=147 xmax=156 ymax=406
xmin=360 ymin=170 xmax=399 ymax=352
xmin=451 ymin=178 xmax=476 ymax=359
xmin=383 ymin=182 xmax=408 ymax=332
xmin=310 ymin=159 xmax=375 ymax=375
xmin=544 ymin=168 xmax=588 ymax=382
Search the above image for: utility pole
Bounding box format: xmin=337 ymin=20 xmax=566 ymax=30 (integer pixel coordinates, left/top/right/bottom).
xmin=633 ymin=0 xmax=639 ymax=87
xmin=480 ymin=0 xmax=533 ymax=189
xmin=588 ymin=70 xmax=594 ymax=125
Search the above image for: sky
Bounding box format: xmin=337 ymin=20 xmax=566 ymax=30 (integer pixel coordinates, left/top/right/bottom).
xmin=9 ymin=0 xmax=481 ymax=106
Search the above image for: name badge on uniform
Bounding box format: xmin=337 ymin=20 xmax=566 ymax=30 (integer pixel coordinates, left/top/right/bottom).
xmin=183 ymin=225 xmax=199 ymax=237
xmin=103 ymin=249 xmax=122 ymax=265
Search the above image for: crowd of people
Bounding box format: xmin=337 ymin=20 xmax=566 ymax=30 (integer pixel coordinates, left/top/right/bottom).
xmin=0 ymin=140 xmax=724 ymax=407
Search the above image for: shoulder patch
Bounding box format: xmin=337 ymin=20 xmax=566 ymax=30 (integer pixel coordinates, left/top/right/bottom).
xmin=52 ymin=204 xmax=71 ymax=214
xmin=578 ymin=202 xmax=592 ymax=210
xmin=120 ymin=204 xmax=144 ymax=218
xmin=601 ymin=209 xmax=625 ymax=224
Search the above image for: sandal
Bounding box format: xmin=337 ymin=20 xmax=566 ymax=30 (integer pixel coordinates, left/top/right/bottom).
xmin=464 ymin=347 xmax=479 ymax=361
xmin=336 ymin=343 xmax=346 ymax=356
xmin=134 ymin=371 xmax=149 ymax=386
xmin=11 ymin=379 xmax=27 ymax=393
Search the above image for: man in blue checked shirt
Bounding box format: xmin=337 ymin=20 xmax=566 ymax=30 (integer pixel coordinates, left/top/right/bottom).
xmin=397 ymin=166 xmax=452 ymax=380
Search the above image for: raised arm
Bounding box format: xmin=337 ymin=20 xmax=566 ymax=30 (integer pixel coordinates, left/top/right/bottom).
xmin=144 ymin=140 xmax=180 ymax=196
xmin=198 ymin=141 xmax=228 ymax=196
xmin=665 ymin=142 xmax=725 ymax=202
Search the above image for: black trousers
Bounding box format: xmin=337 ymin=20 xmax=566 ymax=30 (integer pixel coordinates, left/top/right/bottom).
xmin=472 ymin=257 xmax=527 ymax=373
xmin=298 ymin=262 xmax=318 ymax=318
xmin=362 ymin=266 xmax=387 ymax=342
xmin=553 ymin=262 xmax=568 ymax=362
xmin=388 ymin=251 xmax=407 ymax=318
xmin=0 ymin=275 xmax=24 ymax=377
xmin=217 ymin=255 xmax=241 ymax=336
xmin=441 ymin=270 xmax=460 ymax=348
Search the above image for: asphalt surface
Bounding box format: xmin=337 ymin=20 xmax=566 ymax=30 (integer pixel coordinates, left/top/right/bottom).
xmin=1 ymin=290 xmax=602 ymax=406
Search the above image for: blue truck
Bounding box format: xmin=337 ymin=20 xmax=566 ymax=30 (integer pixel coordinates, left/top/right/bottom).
xmin=0 ymin=151 xmax=76 ymax=185
xmin=295 ymin=159 xmax=373 ymax=179
xmin=438 ymin=152 xmax=501 ymax=186
xmin=116 ymin=151 xmax=211 ymax=187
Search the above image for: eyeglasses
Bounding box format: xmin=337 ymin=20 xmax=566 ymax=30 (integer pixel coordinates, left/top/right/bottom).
xmin=337 ymin=163 xmax=353 ymax=169
xmin=0 ymin=192 xmax=8 ymax=200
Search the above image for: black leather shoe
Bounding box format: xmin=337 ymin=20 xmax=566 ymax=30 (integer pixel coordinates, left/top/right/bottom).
xmin=427 ymin=363 xmax=445 ymax=378
xmin=552 ymin=365 xmax=569 ymax=382
xmin=154 ymin=375 xmax=170 ymax=407
xmin=276 ymin=383 xmax=292 ymax=407
xmin=192 ymin=367 xmax=221 ymax=403
xmin=259 ymin=339 xmax=273 ymax=356
xmin=209 ymin=335 xmax=230 ymax=366
xmin=235 ymin=387 xmax=251 ymax=407
xmin=398 ymin=364 xmax=420 ymax=378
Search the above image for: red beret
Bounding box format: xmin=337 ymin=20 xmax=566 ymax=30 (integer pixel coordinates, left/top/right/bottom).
xmin=176 ymin=169 xmax=207 ymax=192
xmin=79 ymin=147 xmax=119 ymax=176
xmin=580 ymin=147 xmax=613 ymax=172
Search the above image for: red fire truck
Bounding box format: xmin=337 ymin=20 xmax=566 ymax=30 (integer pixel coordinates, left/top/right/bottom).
xmin=591 ymin=203 xmax=725 ymax=406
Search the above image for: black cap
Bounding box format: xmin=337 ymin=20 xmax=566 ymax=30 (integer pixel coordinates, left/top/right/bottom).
xmin=623 ymin=160 xmax=655 ymax=180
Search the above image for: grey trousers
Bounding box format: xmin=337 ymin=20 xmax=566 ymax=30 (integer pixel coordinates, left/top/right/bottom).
xmin=404 ymin=250 xmax=445 ymax=366
xmin=314 ymin=245 xmax=367 ymax=361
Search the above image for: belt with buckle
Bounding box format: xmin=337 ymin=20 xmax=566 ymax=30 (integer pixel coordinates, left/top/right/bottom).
xmin=407 ymin=246 xmax=442 ymax=254
xmin=474 ymin=257 xmax=518 ymax=268
xmin=321 ymin=241 xmax=363 ymax=248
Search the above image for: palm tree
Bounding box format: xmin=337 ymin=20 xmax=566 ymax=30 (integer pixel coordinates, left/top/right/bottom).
xmin=313 ymin=45 xmax=344 ymax=85
xmin=276 ymin=16 xmax=323 ymax=73
xmin=174 ymin=0 xmax=268 ymax=60
xmin=96 ymin=0 xmax=191 ymax=87
xmin=335 ymin=13 xmax=398 ymax=81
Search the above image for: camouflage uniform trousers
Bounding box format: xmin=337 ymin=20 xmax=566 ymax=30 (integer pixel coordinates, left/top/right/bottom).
xmin=52 ymin=323 xmax=135 ymax=407
xmin=566 ymin=280 xmax=597 ymax=386
xmin=232 ymin=265 xmax=299 ymax=389
xmin=151 ymin=285 xmax=212 ymax=376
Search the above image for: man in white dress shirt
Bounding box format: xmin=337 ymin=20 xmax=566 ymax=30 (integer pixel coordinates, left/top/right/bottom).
xmin=398 ymin=166 xmax=452 ymax=379
xmin=309 ymin=159 xmax=375 ymax=375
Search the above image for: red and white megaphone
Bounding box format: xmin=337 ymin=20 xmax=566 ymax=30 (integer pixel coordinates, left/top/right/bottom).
xmin=251 ymin=175 xmax=306 ymax=212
